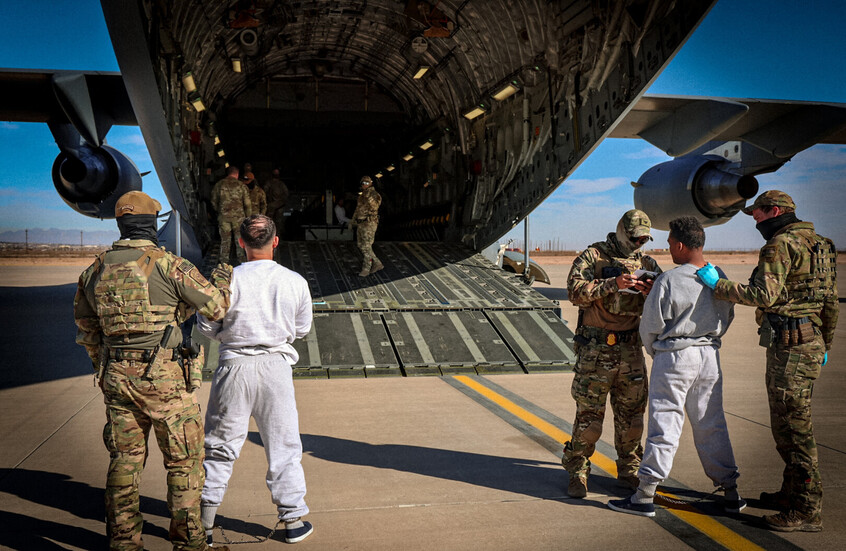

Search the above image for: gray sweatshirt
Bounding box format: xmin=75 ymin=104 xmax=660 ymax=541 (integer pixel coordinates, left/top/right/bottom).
xmin=639 ymin=263 xmax=734 ymax=357
xmin=197 ymin=259 xmax=313 ymax=363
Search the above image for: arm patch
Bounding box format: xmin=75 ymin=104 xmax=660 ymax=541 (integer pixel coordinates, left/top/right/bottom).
xmin=761 ymin=245 xmax=778 ymax=263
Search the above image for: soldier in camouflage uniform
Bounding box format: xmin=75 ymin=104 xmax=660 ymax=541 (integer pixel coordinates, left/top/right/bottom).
xmin=74 ymin=191 xmax=232 ymax=551
xmin=264 ymin=168 xmax=289 ymax=241
xmin=211 ymin=166 xmax=251 ymax=264
xmin=351 ymin=175 xmax=383 ymax=277
xmin=697 ymin=190 xmax=838 ymax=532
xmin=244 ymin=172 xmax=267 ymax=215
xmin=563 ymin=209 xmax=662 ymax=498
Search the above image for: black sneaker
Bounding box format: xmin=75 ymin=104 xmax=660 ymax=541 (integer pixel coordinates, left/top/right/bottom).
xmin=283 ymin=520 xmax=314 ymax=543
xmin=725 ymin=497 xmax=748 ymax=514
xmin=608 ymin=497 xmax=655 ymax=517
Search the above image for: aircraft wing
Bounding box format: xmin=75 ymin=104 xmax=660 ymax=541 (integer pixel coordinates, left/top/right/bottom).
xmin=610 ymin=94 xmax=846 ymax=158
xmin=0 ymin=69 xmax=135 ymax=128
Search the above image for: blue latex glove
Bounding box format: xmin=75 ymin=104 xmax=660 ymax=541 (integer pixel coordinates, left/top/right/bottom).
xmin=696 ymin=262 xmax=720 ymax=289
xmin=823 ymin=352 xmax=828 ymax=366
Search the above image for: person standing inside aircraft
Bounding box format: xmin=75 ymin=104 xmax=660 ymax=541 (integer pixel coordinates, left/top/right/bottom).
xmin=608 ymin=217 xmax=745 ymax=518
xmin=264 ymin=168 xmax=289 ymax=240
xmin=351 ymin=175 xmax=383 ymax=276
xmin=334 ymin=196 xmax=351 ymax=227
xmin=73 ymin=191 xmax=231 ymax=551
xmin=197 ymin=214 xmax=314 ymax=544
xmin=697 ymin=190 xmax=838 ymax=532
xmin=244 ymin=171 xmax=267 ymax=215
xmin=562 ymin=209 xmax=661 ymax=498
xmin=211 ymin=165 xmax=251 ymax=264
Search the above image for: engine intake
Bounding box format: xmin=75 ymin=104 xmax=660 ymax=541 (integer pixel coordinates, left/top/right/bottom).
xmin=633 ymin=155 xmax=758 ymax=230
xmin=52 ymin=144 xmax=142 ymax=218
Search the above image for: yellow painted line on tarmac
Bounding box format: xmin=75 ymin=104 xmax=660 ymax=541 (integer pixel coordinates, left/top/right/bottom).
xmin=452 ymin=375 xmax=765 ymax=551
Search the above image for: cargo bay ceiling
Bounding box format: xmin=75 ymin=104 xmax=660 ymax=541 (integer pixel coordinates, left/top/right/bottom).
xmin=103 ymin=0 xmax=715 ymax=250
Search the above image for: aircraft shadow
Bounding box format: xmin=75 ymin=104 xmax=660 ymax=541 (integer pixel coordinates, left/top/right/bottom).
xmin=249 ymin=432 xmax=566 ymax=500
xmin=0 ymin=284 xmax=91 ymax=389
xmin=0 ymin=468 xmax=170 ymax=549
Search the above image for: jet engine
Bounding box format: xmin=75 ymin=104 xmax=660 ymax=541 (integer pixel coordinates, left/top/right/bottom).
xmin=633 ymin=155 xmax=758 ymax=230
xmin=52 ymin=144 xmax=142 ymax=219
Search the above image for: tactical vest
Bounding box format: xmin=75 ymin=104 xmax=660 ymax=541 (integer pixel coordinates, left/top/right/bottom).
xmin=590 ymin=240 xmax=646 ymax=317
xmin=93 ymin=248 xmax=174 ymax=336
xmin=768 ymin=227 xmax=837 ymax=318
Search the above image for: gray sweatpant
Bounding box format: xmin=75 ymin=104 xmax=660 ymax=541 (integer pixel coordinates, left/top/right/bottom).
xmin=638 ymin=345 xmax=740 ymax=488
xmin=202 ymin=354 xmax=309 ymax=520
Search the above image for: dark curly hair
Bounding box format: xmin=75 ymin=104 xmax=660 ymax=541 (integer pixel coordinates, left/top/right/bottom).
xmin=668 ymin=216 xmax=705 ymax=249
xmin=239 ymin=214 xmax=276 ymax=249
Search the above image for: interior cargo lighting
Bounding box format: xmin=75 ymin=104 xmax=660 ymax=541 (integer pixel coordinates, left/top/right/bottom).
xmin=225 ymin=162 xmax=230 ymax=168
xmin=232 ymin=58 xmax=242 ymax=73
xmin=190 ymin=95 xmax=206 ymax=112
xmin=375 ymin=172 xmax=383 ymax=178
xmin=182 ymin=72 xmax=197 ymax=93
xmin=386 ymin=164 xmax=396 ymax=172
xmin=492 ymin=80 xmax=520 ymax=101
xmin=413 ymin=65 xmax=430 ymax=79
xmin=217 ymin=149 xmax=225 ymax=158
xmin=419 ymin=138 xmax=434 ymax=150
xmin=463 ymin=103 xmax=488 ymax=120
xmin=402 ymin=152 xmax=414 ymax=161
xmin=214 ymin=135 xmax=220 ymax=145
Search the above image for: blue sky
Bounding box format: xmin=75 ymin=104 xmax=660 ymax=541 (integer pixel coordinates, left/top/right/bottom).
xmin=1 ymin=0 xmax=845 ymax=250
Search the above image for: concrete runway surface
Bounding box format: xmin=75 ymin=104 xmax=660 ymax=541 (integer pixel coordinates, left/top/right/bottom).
xmin=0 ymin=259 xmax=844 ymax=550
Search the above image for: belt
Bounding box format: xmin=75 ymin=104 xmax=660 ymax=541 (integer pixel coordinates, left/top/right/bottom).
xmin=579 ymin=326 xmax=638 ymax=346
xmin=107 ymin=348 xmax=180 ymax=361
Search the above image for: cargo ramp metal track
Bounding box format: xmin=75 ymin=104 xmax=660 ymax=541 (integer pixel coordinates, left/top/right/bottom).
xmin=198 ymin=242 xmax=575 ymax=378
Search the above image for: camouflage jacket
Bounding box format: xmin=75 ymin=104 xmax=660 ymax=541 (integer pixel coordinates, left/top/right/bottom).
xmin=567 ymin=233 xmax=662 ymax=332
xmin=352 ymin=187 xmax=381 ymax=223
xmin=211 ymin=177 xmax=251 ymax=220
xmin=264 ymin=178 xmax=289 ymax=213
xmin=714 ymin=221 xmax=839 ymax=348
xmin=73 ymin=239 xmax=231 ymax=369
xmin=249 ymin=185 xmax=267 ymax=215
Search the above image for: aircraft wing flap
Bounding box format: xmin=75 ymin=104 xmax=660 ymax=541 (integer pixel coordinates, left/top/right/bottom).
xmin=611 ymin=95 xmax=846 ymax=156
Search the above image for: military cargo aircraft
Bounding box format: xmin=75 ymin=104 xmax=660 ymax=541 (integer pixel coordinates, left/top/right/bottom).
xmin=2 ymin=0 xmax=845 ymax=376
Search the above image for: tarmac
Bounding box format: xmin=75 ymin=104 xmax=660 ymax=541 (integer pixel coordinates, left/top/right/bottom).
xmin=1 ymin=258 xmax=844 ymax=550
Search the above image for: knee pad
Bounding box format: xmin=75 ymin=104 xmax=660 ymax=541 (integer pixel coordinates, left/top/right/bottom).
xmin=582 ymin=420 xmax=603 ymax=445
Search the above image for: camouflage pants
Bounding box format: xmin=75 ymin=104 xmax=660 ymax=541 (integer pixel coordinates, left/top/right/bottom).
xmin=356 ymin=221 xmax=380 ymax=272
xmin=765 ymin=332 xmax=825 ymax=516
xmin=562 ymin=338 xmax=647 ymax=478
xmin=218 ymin=218 xmax=245 ymax=264
xmin=269 ymin=208 xmax=286 ymax=240
xmin=101 ymin=357 xmax=207 ymax=551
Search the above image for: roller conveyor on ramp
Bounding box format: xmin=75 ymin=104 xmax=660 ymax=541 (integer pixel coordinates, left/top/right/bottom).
xmin=199 ymin=241 xmax=576 ymax=378
xmin=280 ymin=241 xmax=576 ymax=378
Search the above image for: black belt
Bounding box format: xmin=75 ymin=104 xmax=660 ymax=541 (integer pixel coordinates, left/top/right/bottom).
xmin=579 ymin=326 xmax=638 ymax=346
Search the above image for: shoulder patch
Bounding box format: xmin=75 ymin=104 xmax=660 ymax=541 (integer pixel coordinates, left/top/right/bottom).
xmin=762 ymin=245 xmax=778 ymax=263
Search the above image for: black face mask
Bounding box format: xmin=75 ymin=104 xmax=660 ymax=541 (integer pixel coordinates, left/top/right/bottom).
xmin=756 ymin=212 xmax=799 ymax=241
xmin=117 ymin=214 xmax=158 ymax=244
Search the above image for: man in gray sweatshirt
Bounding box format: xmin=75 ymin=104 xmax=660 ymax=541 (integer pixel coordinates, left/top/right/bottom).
xmin=608 ymin=216 xmax=746 ymax=517
xmin=197 ymin=214 xmax=314 ymax=544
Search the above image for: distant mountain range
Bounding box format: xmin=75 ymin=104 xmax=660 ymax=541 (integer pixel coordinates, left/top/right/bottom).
xmin=0 ymin=228 xmax=120 ymax=245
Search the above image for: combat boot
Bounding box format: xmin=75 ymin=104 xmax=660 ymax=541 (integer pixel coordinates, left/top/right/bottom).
xmin=358 ymin=268 xmax=370 ymax=277
xmin=370 ymin=261 xmax=384 ymax=274
xmin=617 ymin=473 xmax=640 ymax=491
xmin=763 ymin=510 xmax=822 ymax=532
xmin=759 ymin=489 xmax=790 ymax=511
xmin=568 ymin=474 xmax=588 ymax=498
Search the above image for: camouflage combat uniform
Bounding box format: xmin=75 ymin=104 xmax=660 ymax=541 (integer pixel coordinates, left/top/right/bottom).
xmin=74 ymin=239 xmax=231 ymax=551
xmin=211 ymin=176 xmax=251 ymax=263
xmin=714 ymin=217 xmax=838 ymax=521
xmin=248 ymin=184 xmax=267 ymax=216
xmin=264 ymin=176 xmax=289 ymax=239
xmin=563 ymin=222 xmax=661 ymax=487
xmin=351 ymin=185 xmax=382 ymax=275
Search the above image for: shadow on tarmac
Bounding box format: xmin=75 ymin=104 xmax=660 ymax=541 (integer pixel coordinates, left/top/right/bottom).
xmin=0 ymin=468 xmax=170 ymax=550
xmin=250 ymin=432 xmax=565 ymax=500
xmin=0 ymin=284 xmax=91 ymax=389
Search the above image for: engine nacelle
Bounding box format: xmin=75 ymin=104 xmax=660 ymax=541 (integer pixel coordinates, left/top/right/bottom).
xmin=633 ymin=155 xmax=758 ymax=230
xmin=52 ymin=144 xmax=142 ymax=218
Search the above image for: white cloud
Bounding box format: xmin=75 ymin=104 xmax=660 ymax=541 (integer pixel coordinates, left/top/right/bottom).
xmin=0 ymin=122 xmax=20 ymax=130
xmin=559 ymin=177 xmax=630 ymax=195
xmin=622 ymin=146 xmax=670 ymax=160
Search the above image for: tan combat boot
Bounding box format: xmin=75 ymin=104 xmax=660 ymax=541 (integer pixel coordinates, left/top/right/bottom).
xmin=568 ymin=474 xmax=588 ymax=498
xmin=370 ymin=261 xmax=384 ymax=274
xmin=617 ymin=473 xmax=640 ymax=491
xmin=763 ymin=510 xmax=822 ymax=532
